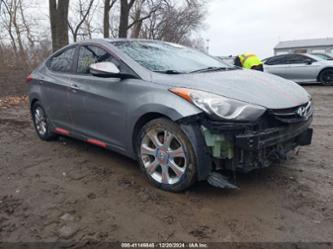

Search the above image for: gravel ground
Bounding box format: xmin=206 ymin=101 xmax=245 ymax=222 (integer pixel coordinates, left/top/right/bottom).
xmin=0 ymin=86 xmax=332 ymax=243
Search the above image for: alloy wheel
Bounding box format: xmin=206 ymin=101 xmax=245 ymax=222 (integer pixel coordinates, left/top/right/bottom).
xmin=321 ymin=69 xmax=333 ymax=84
xmin=34 ymin=107 xmax=47 ymax=136
xmin=140 ymin=128 xmax=187 ymax=185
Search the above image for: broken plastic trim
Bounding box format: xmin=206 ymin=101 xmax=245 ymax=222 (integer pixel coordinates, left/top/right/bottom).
xmin=201 ymin=126 xmax=234 ymax=160
xmin=207 ymin=172 xmax=238 ymax=189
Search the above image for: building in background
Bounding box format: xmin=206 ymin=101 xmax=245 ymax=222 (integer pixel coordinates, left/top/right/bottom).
xmin=274 ymin=38 xmax=333 ymax=55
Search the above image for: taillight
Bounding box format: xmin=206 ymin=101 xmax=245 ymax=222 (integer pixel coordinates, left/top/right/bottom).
xmin=26 ymin=74 xmax=33 ymax=83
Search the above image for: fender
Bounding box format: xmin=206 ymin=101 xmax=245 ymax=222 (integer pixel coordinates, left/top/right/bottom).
xmin=180 ymin=121 xmax=213 ymax=181
xmin=125 ymin=92 xmax=203 ymax=159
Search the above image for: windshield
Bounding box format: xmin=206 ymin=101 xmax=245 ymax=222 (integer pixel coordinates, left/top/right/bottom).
xmin=311 ymin=53 xmax=333 ymax=60
xmin=110 ymin=40 xmax=233 ymax=73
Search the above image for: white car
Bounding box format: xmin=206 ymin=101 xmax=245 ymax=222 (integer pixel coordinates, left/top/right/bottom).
xmin=263 ymin=54 xmax=333 ymax=85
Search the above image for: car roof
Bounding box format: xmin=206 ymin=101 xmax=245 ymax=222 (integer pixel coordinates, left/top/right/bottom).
xmin=73 ymin=38 xmax=168 ymax=45
xmin=265 ymin=53 xmax=319 ymax=59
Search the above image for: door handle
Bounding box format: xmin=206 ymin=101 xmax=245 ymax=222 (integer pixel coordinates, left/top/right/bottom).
xmin=70 ymin=83 xmax=80 ymax=92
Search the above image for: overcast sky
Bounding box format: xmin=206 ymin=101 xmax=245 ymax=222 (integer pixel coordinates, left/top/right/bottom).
xmin=203 ymin=0 xmax=333 ymax=58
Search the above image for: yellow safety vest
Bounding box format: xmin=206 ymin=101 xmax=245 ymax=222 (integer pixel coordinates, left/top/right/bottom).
xmin=239 ymin=53 xmax=263 ymax=69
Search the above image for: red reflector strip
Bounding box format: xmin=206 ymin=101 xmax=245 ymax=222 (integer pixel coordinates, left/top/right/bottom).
xmin=87 ymin=139 xmax=107 ymax=148
xmin=55 ymin=128 xmax=70 ymax=136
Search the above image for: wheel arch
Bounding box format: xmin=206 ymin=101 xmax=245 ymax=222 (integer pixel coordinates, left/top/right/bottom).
xmin=128 ymin=100 xmax=202 ymax=157
xmin=30 ymin=97 xmax=40 ymax=112
xmin=317 ymin=67 xmax=333 ymax=82
xmin=131 ymin=112 xmax=171 ymax=155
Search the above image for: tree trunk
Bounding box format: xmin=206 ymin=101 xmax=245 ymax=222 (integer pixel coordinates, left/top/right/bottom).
xmin=131 ymin=20 xmax=142 ymax=38
xmin=49 ymin=0 xmax=70 ymax=52
xmin=119 ymin=0 xmax=129 ymax=38
xmin=18 ymin=0 xmax=35 ymax=48
xmin=6 ymin=1 xmax=18 ymax=57
xmin=12 ymin=0 xmax=24 ymax=57
xmin=104 ymin=0 xmax=110 ymax=38
xmin=130 ymin=6 xmax=142 ymax=38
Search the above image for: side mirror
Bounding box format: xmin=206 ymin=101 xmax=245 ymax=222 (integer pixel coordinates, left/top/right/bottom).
xmin=89 ymin=62 xmax=120 ymax=77
xmin=89 ymin=62 xmax=136 ymax=79
xmin=304 ymin=59 xmax=313 ymax=65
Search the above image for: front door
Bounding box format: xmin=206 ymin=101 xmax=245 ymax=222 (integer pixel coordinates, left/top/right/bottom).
xmin=264 ymin=55 xmax=291 ymax=79
xmin=68 ymin=45 xmax=127 ymax=150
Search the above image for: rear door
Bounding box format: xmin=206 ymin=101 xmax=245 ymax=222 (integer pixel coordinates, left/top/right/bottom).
xmin=285 ymin=54 xmax=320 ymax=82
xmin=43 ymin=46 xmax=77 ymax=130
xmin=68 ymin=44 xmax=127 ymax=150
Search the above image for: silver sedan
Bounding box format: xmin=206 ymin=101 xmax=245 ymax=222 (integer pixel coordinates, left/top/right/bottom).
xmin=27 ymin=39 xmax=313 ymax=192
xmin=263 ymin=53 xmax=333 ymax=85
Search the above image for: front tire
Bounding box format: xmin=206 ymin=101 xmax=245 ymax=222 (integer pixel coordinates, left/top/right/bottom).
xmin=319 ymin=68 xmax=333 ymax=85
xmin=31 ymin=101 xmax=57 ymax=141
xmin=136 ymin=118 xmax=197 ymax=192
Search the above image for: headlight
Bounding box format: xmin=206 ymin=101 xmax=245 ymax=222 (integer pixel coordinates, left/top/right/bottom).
xmin=169 ymin=88 xmax=266 ymax=121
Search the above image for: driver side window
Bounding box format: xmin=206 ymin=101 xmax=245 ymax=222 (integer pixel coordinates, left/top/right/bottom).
xmin=266 ymin=55 xmax=288 ymax=65
xmin=77 ymin=45 xmax=116 ymax=74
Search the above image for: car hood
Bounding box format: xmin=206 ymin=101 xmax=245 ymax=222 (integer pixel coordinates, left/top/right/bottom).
xmin=151 ymin=69 xmax=310 ymax=109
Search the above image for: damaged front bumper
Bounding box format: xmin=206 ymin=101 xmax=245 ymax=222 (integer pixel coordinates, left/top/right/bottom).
xmin=200 ymin=115 xmax=313 ymax=173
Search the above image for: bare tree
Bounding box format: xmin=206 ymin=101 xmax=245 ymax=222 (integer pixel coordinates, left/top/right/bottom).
xmin=0 ymin=0 xmax=207 ymax=66
xmin=0 ymin=0 xmax=48 ymax=68
xmin=119 ymin=0 xmax=136 ymax=38
xmin=49 ymin=0 xmax=70 ymax=52
xmin=116 ymin=0 xmax=169 ymax=39
xmin=129 ymin=0 xmax=167 ymax=38
xmin=12 ymin=0 xmax=24 ymax=55
xmin=18 ymin=0 xmax=34 ymax=48
xmin=83 ymin=2 xmax=99 ymax=39
xmin=103 ymin=0 xmax=117 ymax=38
xmin=0 ymin=0 xmax=32 ymax=58
xmin=1 ymin=0 xmax=18 ymax=56
xmin=181 ymin=36 xmax=206 ymax=51
xmin=141 ymin=0 xmax=206 ymax=44
xmin=68 ymin=0 xmax=94 ymax=42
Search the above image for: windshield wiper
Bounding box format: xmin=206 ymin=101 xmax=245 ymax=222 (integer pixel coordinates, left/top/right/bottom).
xmin=190 ymin=66 xmax=231 ymax=73
xmin=153 ymin=70 xmax=184 ymax=74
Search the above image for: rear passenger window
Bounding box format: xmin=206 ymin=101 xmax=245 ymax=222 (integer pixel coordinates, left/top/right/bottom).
xmin=287 ymin=55 xmax=313 ymax=64
xmin=48 ymin=47 xmax=76 ymax=73
xmin=77 ymin=46 xmax=116 ymax=74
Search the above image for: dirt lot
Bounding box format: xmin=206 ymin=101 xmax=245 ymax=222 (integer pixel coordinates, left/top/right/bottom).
xmin=0 ymin=85 xmax=333 ymax=243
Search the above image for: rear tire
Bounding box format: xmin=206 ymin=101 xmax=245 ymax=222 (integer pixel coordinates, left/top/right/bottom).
xmin=319 ymin=68 xmax=333 ymax=85
xmin=136 ymin=118 xmax=197 ymax=192
xmin=31 ymin=101 xmax=58 ymax=141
